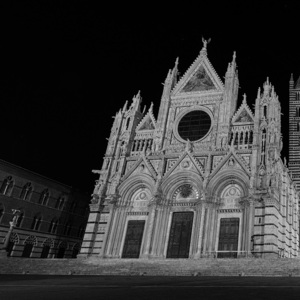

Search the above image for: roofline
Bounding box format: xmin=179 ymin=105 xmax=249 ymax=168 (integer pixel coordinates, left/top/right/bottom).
xmin=0 ymin=159 xmax=72 ymax=189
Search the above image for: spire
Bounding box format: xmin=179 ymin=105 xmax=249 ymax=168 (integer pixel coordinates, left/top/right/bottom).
xmin=263 ymin=77 xmax=271 ymax=95
xmin=290 ymin=73 xmax=294 ymax=82
xmin=122 ymin=100 xmax=128 ymax=112
xmin=130 ymin=90 xmax=142 ymax=112
xmin=231 ymin=51 xmax=236 ymax=70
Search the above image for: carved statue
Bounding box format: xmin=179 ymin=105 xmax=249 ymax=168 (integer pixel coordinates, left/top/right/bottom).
xmin=185 ymin=139 xmax=193 ymax=152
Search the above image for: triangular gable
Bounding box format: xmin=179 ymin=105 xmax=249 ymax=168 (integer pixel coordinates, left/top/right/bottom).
xmin=232 ymin=95 xmax=254 ymax=124
xmin=210 ymin=151 xmax=251 ymax=179
xmin=138 ymin=115 xmax=155 ymax=130
xmin=163 ymin=151 xmax=204 ymax=179
xmin=136 ymin=104 xmax=156 ymax=132
xmin=122 ymin=156 xmax=157 ymax=181
xmin=172 ymin=50 xmax=224 ymax=95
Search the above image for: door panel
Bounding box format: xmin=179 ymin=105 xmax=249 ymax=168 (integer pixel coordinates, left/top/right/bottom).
xmin=167 ymin=212 xmax=193 ymax=258
xmin=218 ymin=218 xmax=239 ymax=258
xmin=122 ymin=220 xmax=145 ymax=258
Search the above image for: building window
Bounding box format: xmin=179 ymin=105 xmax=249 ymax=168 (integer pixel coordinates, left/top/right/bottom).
xmin=63 ymin=221 xmax=72 ymax=236
xmin=41 ymin=238 xmax=54 ymax=258
xmin=22 ymin=235 xmax=37 ymax=258
xmin=31 ymin=214 xmax=42 ymax=231
xmin=0 ymin=176 xmax=14 ymax=196
xmin=55 ymin=196 xmax=65 ymax=210
xmin=56 ymin=241 xmax=67 ymax=258
xmin=20 ymin=182 xmax=32 ymax=201
xmin=15 ymin=212 xmax=24 ymax=228
xmin=48 ymin=218 xmax=58 ymax=234
xmin=39 ymin=189 xmax=50 ymax=205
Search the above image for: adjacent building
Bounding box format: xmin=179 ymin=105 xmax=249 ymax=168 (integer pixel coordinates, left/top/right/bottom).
xmin=289 ymin=74 xmax=300 ymax=191
xmin=0 ymin=159 xmax=90 ymax=258
xmin=80 ymin=41 xmax=299 ymax=259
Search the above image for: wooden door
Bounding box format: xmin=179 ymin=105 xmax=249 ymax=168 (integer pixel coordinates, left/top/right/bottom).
xmin=166 ymin=212 xmax=194 ymax=258
xmin=122 ymin=220 xmax=145 ymax=258
xmin=218 ymin=218 xmax=239 ymax=258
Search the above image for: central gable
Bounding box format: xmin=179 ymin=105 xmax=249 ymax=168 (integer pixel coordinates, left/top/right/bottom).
xmin=182 ymin=65 xmax=215 ymax=92
xmin=172 ymin=47 xmax=224 ymax=96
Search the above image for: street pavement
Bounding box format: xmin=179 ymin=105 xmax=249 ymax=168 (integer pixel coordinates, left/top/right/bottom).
xmin=1 ymin=275 xmax=300 ymax=300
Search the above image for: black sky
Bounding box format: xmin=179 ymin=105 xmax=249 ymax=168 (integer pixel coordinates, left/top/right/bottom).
xmin=1 ymin=2 xmax=300 ymax=193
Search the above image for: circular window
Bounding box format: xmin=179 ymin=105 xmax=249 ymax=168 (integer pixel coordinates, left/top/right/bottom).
xmin=177 ymin=110 xmax=211 ymax=141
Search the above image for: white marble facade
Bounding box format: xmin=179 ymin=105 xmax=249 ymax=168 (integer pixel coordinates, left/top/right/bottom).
xmin=80 ymin=41 xmax=299 ymax=259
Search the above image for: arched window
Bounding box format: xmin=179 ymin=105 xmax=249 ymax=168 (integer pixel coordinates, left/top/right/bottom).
xmin=56 ymin=241 xmax=68 ymax=258
xmin=55 ymin=196 xmax=65 ymax=210
xmin=0 ymin=176 xmax=14 ymax=196
xmin=39 ymin=189 xmax=49 ymax=205
xmin=0 ymin=203 xmax=4 ymax=223
xmin=63 ymin=221 xmax=72 ymax=236
xmin=48 ymin=218 xmax=59 ymax=234
xmin=7 ymin=232 xmax=19 ymax=257
xmin=22 ymin=235 xmax=37 ymax=258
xmin=263 ymin=106 xmax=267 ymax=118
xmin=15 ymin=211 xmax=24 ymax=228
xmin=41 ymin=238 xmax=54 ymax=258
xmin=20 ymin=182 xmax=32 ymax=201
xmin=31 ymin=214 xmax=42 ymax=231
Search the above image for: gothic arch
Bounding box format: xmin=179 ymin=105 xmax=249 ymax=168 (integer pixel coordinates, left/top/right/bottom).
xmin=42 ymin=238 xmax=55 ymax=248
xmin=23 ymin=235 xmax=38 ymax=246
xmin=118 ymin=174 xmax=155 ymax=206
xmin=161 ymin=171 xmax=203 ymax=200
xmin=207 ymin=169 xmax=249 ymax=199
xmin=2 ymin=232 xmax=19 ymax=244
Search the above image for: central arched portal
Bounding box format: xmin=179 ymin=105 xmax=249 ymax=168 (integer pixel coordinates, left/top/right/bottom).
xmin=166 ymin=212 xmax=194 ymax=258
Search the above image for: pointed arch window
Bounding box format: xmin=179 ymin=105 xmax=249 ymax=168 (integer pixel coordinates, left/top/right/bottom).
xmin=0 ymin=176 xmax=14 ymax=196
xmin=31 ymin=214 xmax=42 ymax=231
xmin=263 ymin=106 xmax=267 ymax=118
xmin=48 ymin=218 xmax=59 ymax=234
xmin=15 ymin=211 xmax=24 ymax=228
xmin=22 ymin=235 xmax=37 ymax=258
xmin=63 ymin=221 xmax=72 ymax=236
xmin=20 ymin=182 xmax=32 ymax=201
xmin=55 ymin=196 xmax=65 ymax=210
xmin=39 ymin=189 xmax=50 ymax=205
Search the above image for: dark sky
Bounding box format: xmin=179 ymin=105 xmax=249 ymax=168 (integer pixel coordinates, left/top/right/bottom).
xmin=1 ymin=2 xmax=300 ymax=193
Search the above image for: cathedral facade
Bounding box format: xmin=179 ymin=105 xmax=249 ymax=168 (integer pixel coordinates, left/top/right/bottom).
xmin=80 ymin=42 xmax=299 ymax=259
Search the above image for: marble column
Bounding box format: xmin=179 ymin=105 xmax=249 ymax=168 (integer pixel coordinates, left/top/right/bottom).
xmin=142 ymin=204 xmax=157 ymax=258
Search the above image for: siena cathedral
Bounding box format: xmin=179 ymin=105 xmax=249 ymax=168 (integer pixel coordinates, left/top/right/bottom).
xmin=80 ymin=41 xmax=299 ymax=259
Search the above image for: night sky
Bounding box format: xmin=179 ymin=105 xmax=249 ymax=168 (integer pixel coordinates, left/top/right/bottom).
xmin=1 ymin=2 xmax=300 ymax=193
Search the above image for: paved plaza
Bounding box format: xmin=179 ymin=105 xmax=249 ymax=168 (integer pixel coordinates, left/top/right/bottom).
xmin=1 ymin=275 xmax=300 ymax=300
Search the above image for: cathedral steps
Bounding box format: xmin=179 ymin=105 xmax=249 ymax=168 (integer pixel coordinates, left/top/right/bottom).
xmin=1 ymin=257 xmax=300 ymax=276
